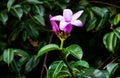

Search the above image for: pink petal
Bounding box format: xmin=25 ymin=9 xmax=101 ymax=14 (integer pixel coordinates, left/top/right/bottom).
xmin=64 ymin=24 xmax=72 ymax=34
xmin=51 ymin=15 xmax=64 ymax=21
xmin=49 ymin=15 xmax=59 ymax=33
xmin=71 ymin=20 xmax=83 ymax=27
xmin=72 ymin=10 xmax=84 ymax=21
xmin=59 ymin=21 xmax=69 ymax=31
xmin=63 ymin=9 xmax=73 ymax=22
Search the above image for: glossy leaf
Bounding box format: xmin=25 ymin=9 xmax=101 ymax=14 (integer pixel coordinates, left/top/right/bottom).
xmin=11 ymin=5 xmax=23 ymax=20
xmin=86 ymin=18 xmax=96 ymax=31
xmin=25 ymin=0 xmax=43 ymax=4
xmin=102 ymin=70 xmax=110 ymax=78
xmin=22 ymin=4 xmax=31 ymax=14
xmin=71 ymin=60 xmax=89 ymax=68
xmin=81 ymin=68 xmax=106 ymax=78
xmin=48 ymin=61 xmax=65 ymax=78
xmin=113 ymin=14 xmax=120 ymax=25
xmin=10 ymin=60 xmax=21 ymax=73
xmin=32 ymin=5 xmax=45 ymax=16
xmin=0 ymin=11 xmax=8 ymax=25
xmin=25 ymin=55 xmax=39 ymax=74
xmin=58 ymin=70 xmax=70 ymax=78
xmin=113 ymin=27 xmax=120 ymax=39
xmin=26 ymin=24 xmax=39 ymax=40
xmin=37 ymin=44 xmax=59 ymax=58
xmin=103 ymin=32 xmax=117 ymax=53
xmin=91 ymin=7 xmax=108 ymax=18
xmin=107 ymin=63 xmax=118 ymax=77
xmin=13 ymin=49 xmax=30 ymax=59
xmin=65 ymin=44 xmax=83 ymax=60
xmin=3 ymin=48 xmax=14 ymax=65
xmin=32 ymin=15 xmax=45 ymax=26
xmin=7 ymin=0 xmax=15 ymax=11
xmin=95 ymin=18 xmax=106 ymax=31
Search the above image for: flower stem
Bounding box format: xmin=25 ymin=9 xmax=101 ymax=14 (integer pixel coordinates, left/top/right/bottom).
xmin=59 ymin=38 xmax=74 ymax=78
xmin=60 ymin=38 xmax=65 ymax=49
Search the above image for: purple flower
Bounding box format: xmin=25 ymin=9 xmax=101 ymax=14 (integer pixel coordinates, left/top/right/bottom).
xmin=50 ymin=9 xmax=83 ymax=33
xmin=49 ymin=15 xmax=59 ymax=34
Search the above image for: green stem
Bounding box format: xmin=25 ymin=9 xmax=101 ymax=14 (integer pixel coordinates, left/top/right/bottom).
xmin=60 ymin=38 xmax=74 ymax=78
xmin=60 ymin=38 xmax=65 ymax=49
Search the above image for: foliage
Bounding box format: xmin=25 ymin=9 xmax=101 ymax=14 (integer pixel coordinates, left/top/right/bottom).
xmin=0 ymin=0 xmax=120 ymax=78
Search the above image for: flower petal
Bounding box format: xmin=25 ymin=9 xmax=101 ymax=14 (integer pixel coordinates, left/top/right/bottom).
xmin=63 ymin=9 xmax=73 ymax=22
xmin=71 ymin=20 xmax=83 ymax=27
xmin=49 ymin=15 xmax=59 ymax=33
xmin=72 ymin=10 xmax=84 ymax=21
xmin=59 ymin=21 xmax=69 ymax=31
xmin=64 ymin=24 xmax=72 ymax=34
xmin=51 ymin=15 xmax=64 ymax=21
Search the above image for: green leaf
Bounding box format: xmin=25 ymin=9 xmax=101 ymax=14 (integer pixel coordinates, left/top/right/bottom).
xmin=65 ymin=44 xmax=83 ymax=60
xmin=32 ymin=5 xmax=45 ymax=16
xmin=95 ymin=18 xmax=106 ymax=31
xmin=22 ymin=4 xmax=31 ymax=14
xmin=107 ymin=63 xmax=118 ymax=77
xmin=7 ymin=0 xmax=15 ymax=11
xmin=32 ymin=15 xmax=45 ymax=26
xmin=103 ymin=32 xmax=117 ymax=53
xmin=102 ymin=70 xmax=110 ymax=78
xmin=114 ymin=27 xmax=120 ymax=39
xmin=113 ymin=14 xmax=120 ymax=25
xmin=86 ymin=18 xmax=97 ymax=31
xmin=0 ymin=11 xmax=8 ymax=25
xmin=25 ymin=55 xmax=39 ymax=74
xmin=37 ymin=44 xmax=59 ymax=58
xmin=81 ymin=68 xmax=106 ymax=78
xmin=13 ymin=49 xmax=30 ymax=59
xmin=25 ymin=0 xmax=43 ymax=4
xmin=71 ymin=60 xmax=89 ymax=68
xmin=48 ymin=61 xmax=65 ymax=78
xmin=11 ymin=4 xmax=23 ymax=20
xmin=26 ymin=24 xmax=39 ymax=40
xmin=13 ymin=49 xmax=30 ymax=65
xmin=91 ymin=7 xmax=108 ymax=18
xmin=58 ymin=70 xmax=70 ymax=78
xmin=3 ymin=48 xmax=14 ymax=65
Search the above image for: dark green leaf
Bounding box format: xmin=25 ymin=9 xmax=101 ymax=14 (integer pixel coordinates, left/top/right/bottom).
xmin=107 ymin=63 xmax=118 ymax=77
xmin=7 ymin=0 xmax=15 ymax=11
xmin=48 ymin=61 xmax=65 ymax=78
xmin=22 ymin=4 xmax=31 ymax=14
xmin=25 ymin=55 xmax=39 ymax=74
xmin=37 ymin=44 xmax=59 ymax=58
xmin=32 ymin=5 xmax=45 ymax=16
xmin=102 ymin=70 xmax=109 ymax=78
xmin=32 ymin=15 xmax=45 ymax=26
xmin=13 ymin=49 xmax=30 ymax=59
xmin=3 ymin=48 xmax=14 ymax=65
xmin=26 ymin=24 xmax=39 ymax=40
xmin=0 ymin=11 xmax=8 ymax=25
xmin=65 ymin=44 xmax=83 ymax=60
xmin=81 ymin=68 xmax=106 ymax=78
xmin=11 ymin=4 xmax=23 ymax=20
xmin=95 ymin=18 xmax=106 ymax=31
xmin=71 ymin=60 xmax=89 ymax=68
xmin=113 ymin=14 xmax=120 ymax=25
xmin=13 ymin=49 xmax=30 ymax=65
xmin=91 ymin=7 xmax=108 ymax=18
xmin=86 ymin=18 xmax=97 ymax=31
xmin=113 ymin=27 xmax=120 ymax=39
xmin=25 ymin=0 xmax=43 ymax=4
xmin=103 ymin=32 xmax=117 ymax=53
